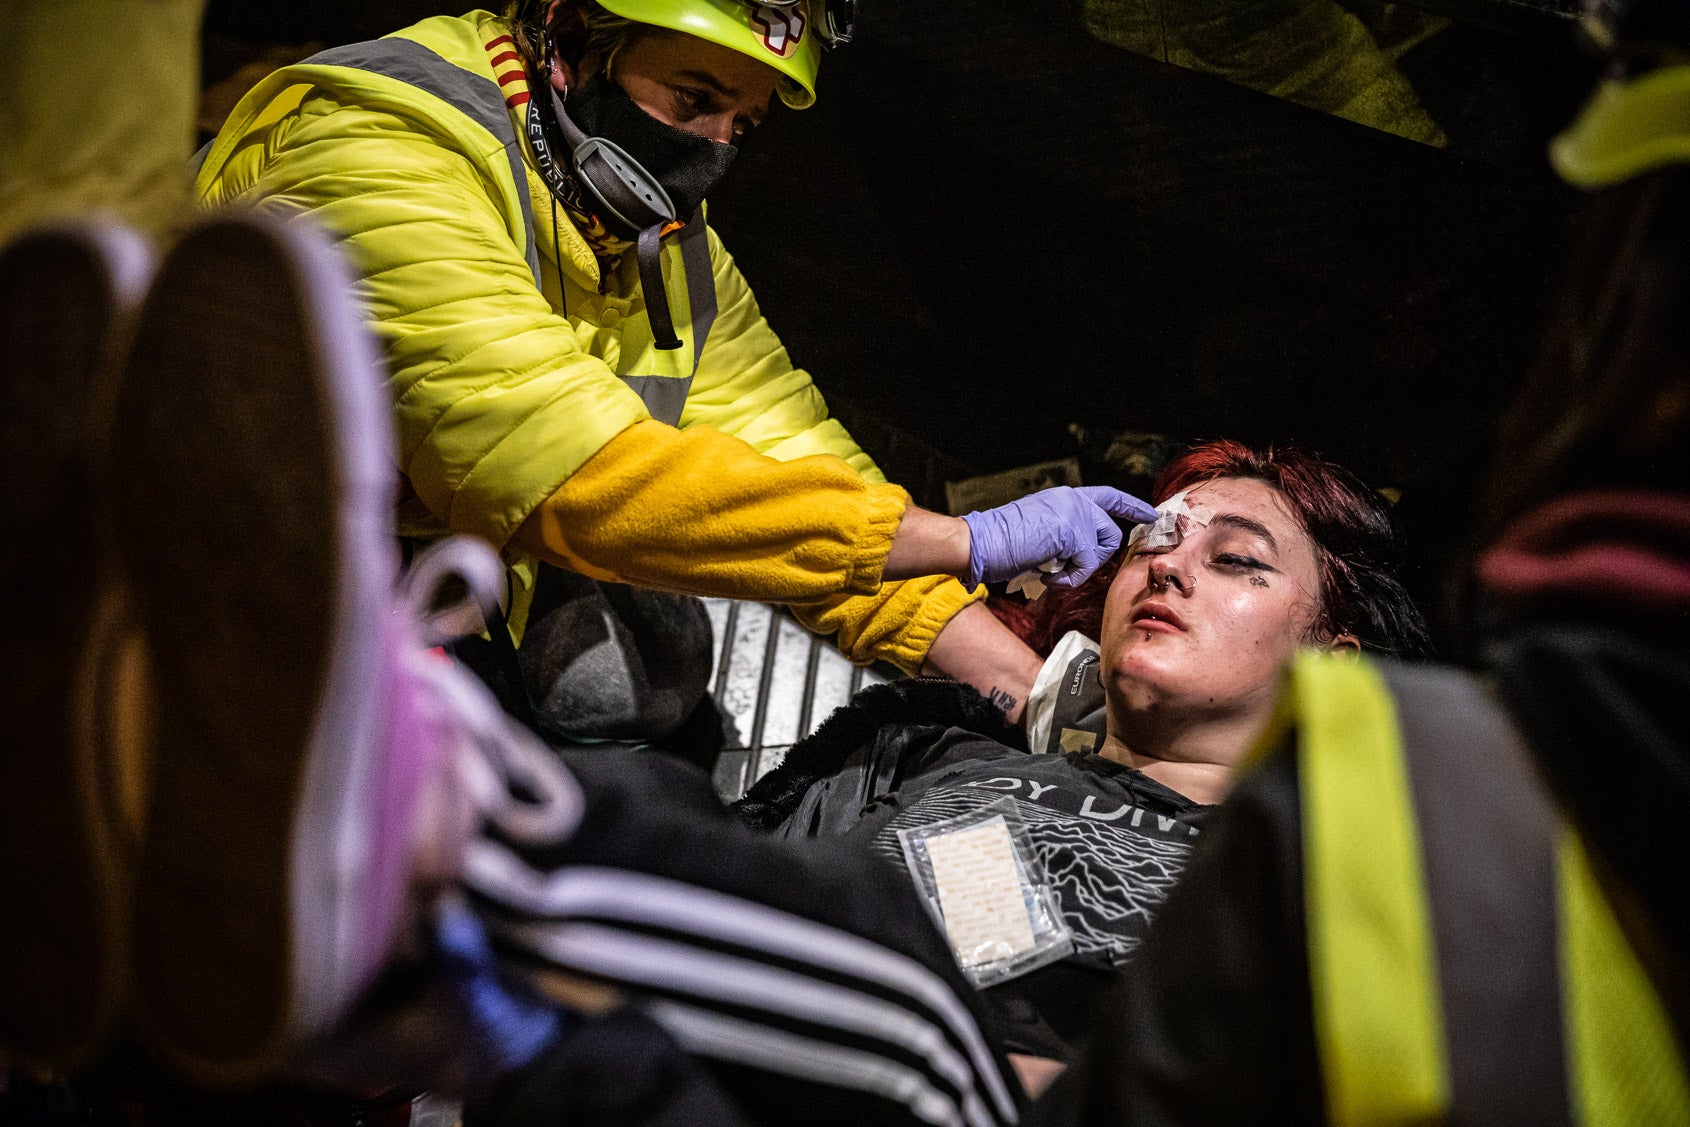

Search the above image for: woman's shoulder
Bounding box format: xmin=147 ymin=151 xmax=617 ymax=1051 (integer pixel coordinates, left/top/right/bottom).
xmin=846 ymin=678 xmax=1025 ymax=741
xmin=785 ymin=677 xmax=1027 ymax=771
xmin=734 ymin=678 xmax=1023 ymax=831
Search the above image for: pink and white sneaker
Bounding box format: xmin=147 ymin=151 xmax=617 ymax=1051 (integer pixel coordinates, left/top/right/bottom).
xmin=101 ymin=214 xmax=506 ymax=1085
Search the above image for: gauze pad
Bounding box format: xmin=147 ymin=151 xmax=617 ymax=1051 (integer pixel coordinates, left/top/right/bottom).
xmin=923 ymin=818 xmax=1037 ymax=966
xmin=1006 ymin=558 xmax=1064 ymax=602
xmin=1125 ymin=489 xmax=1215 ymax=554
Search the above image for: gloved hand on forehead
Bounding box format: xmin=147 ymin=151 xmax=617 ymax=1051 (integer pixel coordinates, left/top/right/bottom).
xmin=962 ymin=486 xmax=1159 ymax=588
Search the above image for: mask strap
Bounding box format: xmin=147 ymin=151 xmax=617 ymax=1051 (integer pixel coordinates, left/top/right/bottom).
xmin=547 ymin=81 xmax=588 ymax=150
xmin=637 ymin=221 xmax=683 ymax=351
xmin=531 ymin=62 xmax=689 ymax=352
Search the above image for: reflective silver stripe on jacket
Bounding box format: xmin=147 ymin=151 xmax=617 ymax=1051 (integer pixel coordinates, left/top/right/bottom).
xmin=303 ymin=37 xmax=719 ymax=426
xmin=302 ymin=36 xmax=543 ymax=288
xmin=1381 ymin=662 xmax=1570 ymax=1127
xmin=619 ymin=210 xmax=717 ymax=425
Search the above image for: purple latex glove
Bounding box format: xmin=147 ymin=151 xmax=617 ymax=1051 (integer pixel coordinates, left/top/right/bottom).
xmin=961 ymin=485 xmax=1160 ymax=588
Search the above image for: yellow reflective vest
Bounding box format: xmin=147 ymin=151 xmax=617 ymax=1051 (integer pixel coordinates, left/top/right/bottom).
xmin=1277 ymin=653 xmax=1689 ymax=1125
xmin=192 ymin=10 xmax=979 ymax=665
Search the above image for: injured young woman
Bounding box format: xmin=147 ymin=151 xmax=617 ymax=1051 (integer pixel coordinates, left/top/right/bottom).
xmin=735 ymin=440 xmax=1432 ymax=1061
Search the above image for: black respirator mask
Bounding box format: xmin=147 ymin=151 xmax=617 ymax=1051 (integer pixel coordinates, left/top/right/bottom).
xmin=526 ymin=69 xmax=737 ymax=350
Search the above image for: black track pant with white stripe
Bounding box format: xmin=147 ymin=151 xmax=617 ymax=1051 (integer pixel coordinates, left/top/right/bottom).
xmin=463 ymin=748 xmax=1024 ymax=1127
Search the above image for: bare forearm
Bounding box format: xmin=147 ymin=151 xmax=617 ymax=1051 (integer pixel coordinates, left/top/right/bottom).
xmin=882 ymin=504 xmax=971 ymax=582
xmin=920 ymin=601 xmax=1041 ymax=725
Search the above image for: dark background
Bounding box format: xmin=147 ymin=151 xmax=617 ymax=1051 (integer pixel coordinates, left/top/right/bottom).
xmin=203 ymin=0 xmax=1605 ymax=646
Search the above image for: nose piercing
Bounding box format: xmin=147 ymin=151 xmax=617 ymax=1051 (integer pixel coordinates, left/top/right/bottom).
xmin=1150 ymin=568 xmax=1194 ymax=594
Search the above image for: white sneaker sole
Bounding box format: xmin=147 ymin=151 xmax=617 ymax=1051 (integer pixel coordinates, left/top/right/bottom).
xmin=112 ymin=215 xmax=401 ymax=1084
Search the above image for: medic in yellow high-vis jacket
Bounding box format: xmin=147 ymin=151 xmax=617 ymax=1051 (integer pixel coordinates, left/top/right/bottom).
xmin=193 ymin=1 xmax=1140 ymax=713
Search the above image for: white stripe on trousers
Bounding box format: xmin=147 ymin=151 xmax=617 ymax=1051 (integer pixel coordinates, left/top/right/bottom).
xmin=488 ymin=919 xmax=1002 ymax=1127
xmin=646 ymin=998 xmax=968 ymax=1127
xmin=466 ymin=845 xmax=1017 ymax=1124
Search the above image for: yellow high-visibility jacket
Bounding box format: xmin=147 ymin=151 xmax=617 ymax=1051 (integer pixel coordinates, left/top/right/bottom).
xmin=1287 ymin=653 xmax=1689 ymax=1125
xmin=194 ymin=10 xmax=979 ymax=669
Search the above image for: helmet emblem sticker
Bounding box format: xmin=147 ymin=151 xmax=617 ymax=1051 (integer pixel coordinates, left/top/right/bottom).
xmin=750 ymin=4 xmax=805 ymax=57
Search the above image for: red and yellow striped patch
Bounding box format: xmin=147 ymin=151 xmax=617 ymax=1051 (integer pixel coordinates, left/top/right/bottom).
xmin=484 ymin=34 xmax=529 ymax=107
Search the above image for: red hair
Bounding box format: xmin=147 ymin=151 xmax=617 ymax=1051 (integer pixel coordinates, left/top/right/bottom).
xmin=987 ymin=440 xmax=1431 ymax=658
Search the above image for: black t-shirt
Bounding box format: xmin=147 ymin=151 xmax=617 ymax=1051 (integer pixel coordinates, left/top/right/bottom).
xmin=846 ymin=744 xmax=1207 ymax=970
xmin=737 ymin=680 xmax=1211 ymax=1058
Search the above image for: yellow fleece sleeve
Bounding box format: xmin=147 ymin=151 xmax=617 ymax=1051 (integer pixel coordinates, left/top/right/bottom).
xmin=510 ymin=420 xmax=910 ymax=601
xmin=673 ymin=228 xmax=985 ymax=671
xmin=789 ymin=577 xmax=986 ymax=676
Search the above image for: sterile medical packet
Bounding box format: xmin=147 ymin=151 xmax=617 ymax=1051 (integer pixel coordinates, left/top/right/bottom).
xmin=897 ymin=797 xmax=1074 ymax=987
xmin=1024 ymin=630 xmax=1105 ymax=756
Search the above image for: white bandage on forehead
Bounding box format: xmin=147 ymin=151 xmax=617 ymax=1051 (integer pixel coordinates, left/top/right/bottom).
xmin=1126 ymin=489 xmax=1215 ymax=553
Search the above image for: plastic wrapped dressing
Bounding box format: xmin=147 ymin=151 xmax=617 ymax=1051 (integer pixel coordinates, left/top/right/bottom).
xmin=898 ymin=797 xmax=1074 ymax=986
xmin=1024 ymin=630 xmax=1105 ymax=755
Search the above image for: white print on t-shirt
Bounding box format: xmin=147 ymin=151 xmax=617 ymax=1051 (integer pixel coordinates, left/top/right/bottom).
xmin=875 ymin=790 xmax=1197 ymax=960
xmin=960 ymin=776 xmax=1200 ymax=838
